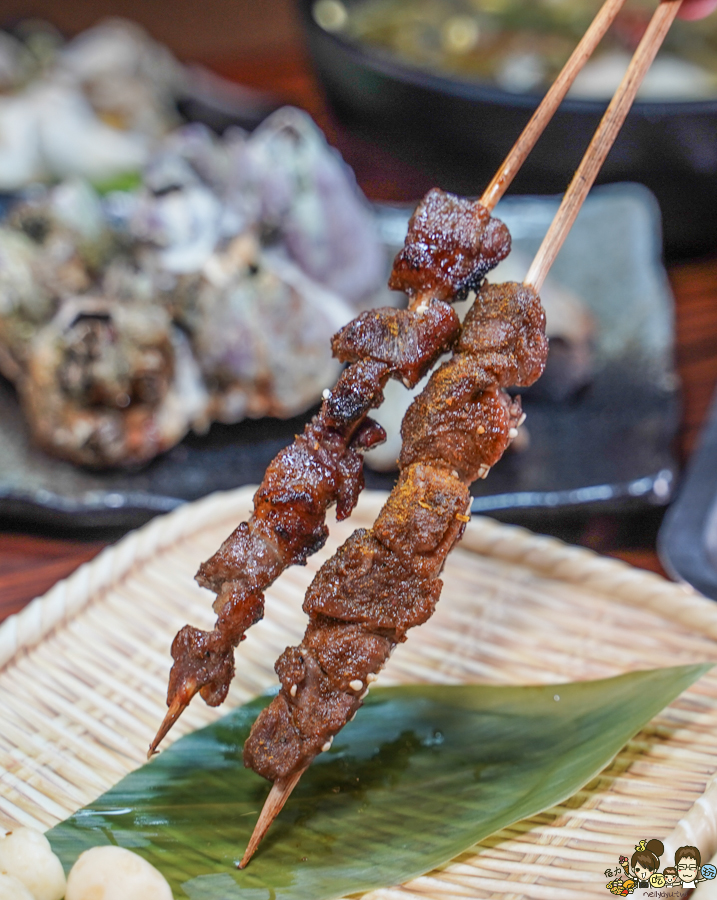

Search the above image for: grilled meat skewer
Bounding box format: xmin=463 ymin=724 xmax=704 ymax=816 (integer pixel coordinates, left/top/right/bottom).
xmin=149 ymin=189 xmax=511 ymax=753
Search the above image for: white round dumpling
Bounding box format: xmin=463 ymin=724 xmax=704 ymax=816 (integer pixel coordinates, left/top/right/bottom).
xmin=0 ymin=827 xmax=66 ymax=900
xmin=0 ymin=873 xmax=35 ymax=900
xmin=65 ymin=845 xmax=173 ymax=900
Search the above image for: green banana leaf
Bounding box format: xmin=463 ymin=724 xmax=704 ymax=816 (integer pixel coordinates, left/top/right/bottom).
xmin=48 ymin=665 xmax=709 ymax=900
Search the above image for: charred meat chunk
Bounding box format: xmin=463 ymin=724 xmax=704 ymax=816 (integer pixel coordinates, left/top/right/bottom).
xmin=196 ymin=522 xmax=282 ymax=596
xmin=372 ymin=463 xmax=470 ymax=571
xmin=303 ymin=529 xmax=442 ymax=636
xmin=167 ymin=587 xmax=263 ymax=710
xmin=244 ymin=694 xmax=305 ymax=780
xmin=331 ymin=301 xmax=460 ymax=387
xmin=303 ymin=619 xmax=393 ymax=691
xmin=388 ymin=189 xmax=511 ymax=302
xmin=400 ymin=385 xmax=523 ymax=483
xmin=457 ymin=281 xmax=548 ymax=387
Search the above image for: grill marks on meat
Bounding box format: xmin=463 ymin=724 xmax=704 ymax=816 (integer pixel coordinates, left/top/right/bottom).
xmin=389 ymin=189 xmax=511 ymax=303
xmin=243 ymin=281 xmax=547 ymax=782
xmin=161 ymin=301 xmax=463 ymax=723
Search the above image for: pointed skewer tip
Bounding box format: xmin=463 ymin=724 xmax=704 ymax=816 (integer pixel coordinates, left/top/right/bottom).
xmin=147 ymin=695 xmax=190 ymax=759
xmin=238 ymin=767 xmax=307 ymax=869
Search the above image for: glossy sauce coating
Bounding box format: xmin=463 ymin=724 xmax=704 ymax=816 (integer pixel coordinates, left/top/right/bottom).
xmin=389 ymin=189 xmax=511 ymax=301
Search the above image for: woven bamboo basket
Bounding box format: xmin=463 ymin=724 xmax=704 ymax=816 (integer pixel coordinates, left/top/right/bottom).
xmin=1 ymin=487 xmax=717 ymax=900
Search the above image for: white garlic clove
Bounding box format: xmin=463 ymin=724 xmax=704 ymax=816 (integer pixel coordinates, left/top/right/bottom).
xmin=0 ymin=827 xmax=66 ymax=900
xmin=65 ymin=845 xmax=173 ymax=900
xmin=0 ymin=872 xmax=35 ymax=900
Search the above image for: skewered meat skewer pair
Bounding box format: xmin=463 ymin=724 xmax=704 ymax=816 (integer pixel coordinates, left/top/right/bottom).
xmin=148 ymin=199 xmax=509 ymax=753
xmin=238 ymin=0 xmax=684 ymax=864
xmin=150 ymin=0 xmax=633 ymax=756
xmin=149 ymin=0 xmax=684 ymax=866
xmin=242 ymin=250 xmax=546 ymax=775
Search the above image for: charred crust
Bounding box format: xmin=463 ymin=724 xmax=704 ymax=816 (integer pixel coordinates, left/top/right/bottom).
xmin=388 ymin=189 xmax=511 ymax=301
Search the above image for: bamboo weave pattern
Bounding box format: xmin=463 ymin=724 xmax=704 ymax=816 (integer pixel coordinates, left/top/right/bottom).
xmin=0 ymin=487 xmax=715 ymax=899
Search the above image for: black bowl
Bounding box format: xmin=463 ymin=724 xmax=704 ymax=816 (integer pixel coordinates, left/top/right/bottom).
xmin=298 ymin=0 xmax=717 ymax=259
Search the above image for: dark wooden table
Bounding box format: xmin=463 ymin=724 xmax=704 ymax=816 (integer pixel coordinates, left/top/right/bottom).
xmin=2 ymin=47 xmax=717 ymax=624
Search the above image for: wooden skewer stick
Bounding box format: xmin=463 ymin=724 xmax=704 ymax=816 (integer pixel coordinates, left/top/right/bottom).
xmin=525 ymin=0 xmax=683 ymax=292
xmin=238 ymin=767 xmax=307 ymax=869
xmin=148 ymin=687 xmax=197 ymax=758
xmin=480 ymin=0 xmax=629 ymax=213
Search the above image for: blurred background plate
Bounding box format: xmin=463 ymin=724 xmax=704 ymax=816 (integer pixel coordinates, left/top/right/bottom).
xmin=0 ymin=183 xmax=679 ymax=529
xmin=659 ymin=385 xmax=717 ymax=599
xmin=298 ymin=0 xmax=717 ymax=260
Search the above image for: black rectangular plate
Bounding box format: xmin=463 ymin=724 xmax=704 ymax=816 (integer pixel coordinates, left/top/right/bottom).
xmin=0 ymin=186 xmax=679 ymax=529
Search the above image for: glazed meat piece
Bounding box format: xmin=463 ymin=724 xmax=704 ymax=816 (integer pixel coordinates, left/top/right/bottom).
xmin=457 ymin=281 xmax=548 ymax=388
xmin=245 ymin=662 xmax=360 ymax=781
xmin=331 ymin=301 xmax=460 ymax=387
xmin=195 ymin=523 xmax=283 ymax=598
xmin=372 ymin=463 xmax=470 ymax=568
xmin=303 ymin=619 xmax=393 ymax=689
xmin=167 ymin=589 xmax=264 ymax=707
xmin=320 ymin=358 xmax=390 ymax=432
xmin=241 ymin=694 xmax=304 ymax=781
xmin=303 ymin=529 xmax=442 ymax=636
xmin=246 ymin=620 xmax=393 ymax=780
xmin=389 ymin=189 xmax=511 ymax=302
